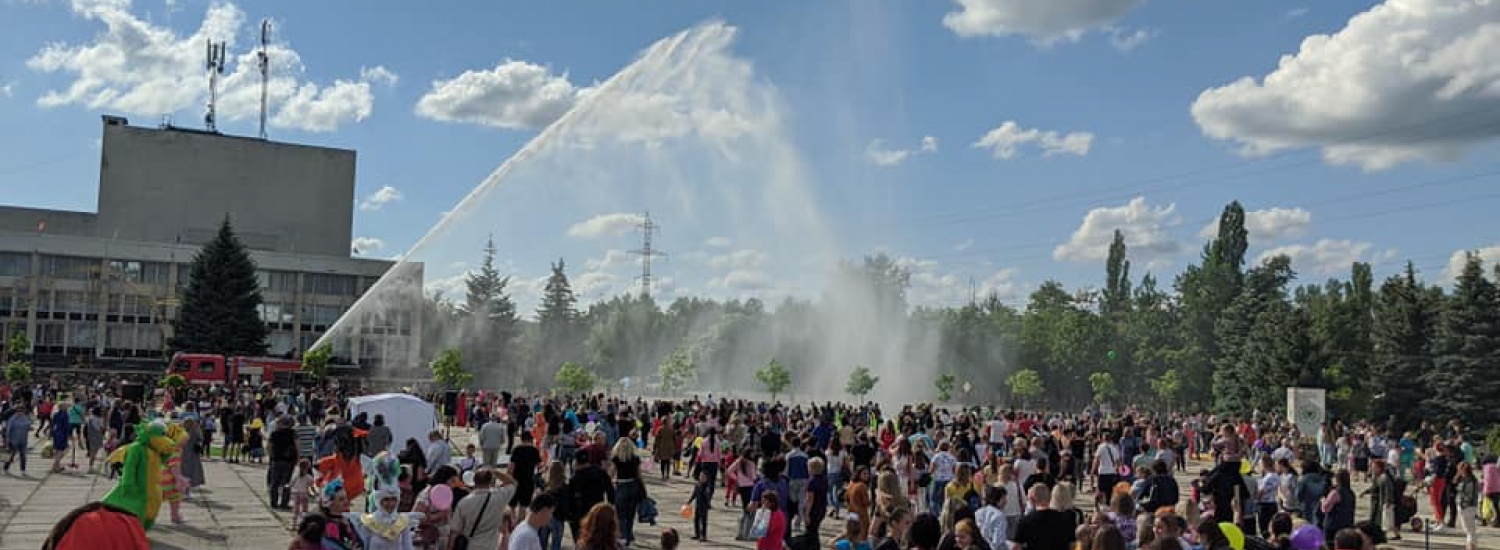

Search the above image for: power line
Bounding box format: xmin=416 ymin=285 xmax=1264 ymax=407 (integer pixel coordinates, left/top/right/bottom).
xmin=629 ymin=211 xmax=666 ymax=298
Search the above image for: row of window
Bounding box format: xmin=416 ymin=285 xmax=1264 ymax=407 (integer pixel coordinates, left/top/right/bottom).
xmin=32 ymin=322 xmax=164 ymax=350
xmin=1 ymin=254 xmax=372 ymax=298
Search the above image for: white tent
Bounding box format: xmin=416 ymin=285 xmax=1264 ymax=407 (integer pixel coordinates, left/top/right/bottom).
xmin=348 ymin=393 xmax=439 ymax=456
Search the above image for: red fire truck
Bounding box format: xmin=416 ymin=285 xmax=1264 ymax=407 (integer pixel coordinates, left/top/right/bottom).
xmin=167 ymin=353 xmax=306 ymax=386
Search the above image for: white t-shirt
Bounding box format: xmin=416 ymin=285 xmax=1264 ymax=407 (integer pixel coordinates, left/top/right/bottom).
xmin=988 ymin=420 xmax=1005 ymax=444
xmin=509 ymin=520 xmax=542 ymax=550
xmin=1014 ymin=457 xmax=1036 ymax=485
xmin=1096 ymin=443 xmax=1122 ymax=475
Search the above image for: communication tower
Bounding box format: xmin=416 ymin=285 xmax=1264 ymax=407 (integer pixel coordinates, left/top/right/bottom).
xmin=204 ymin=40 xmax=228 ymax=132
xmin=258 ymin=20 xmax=271 ymax=140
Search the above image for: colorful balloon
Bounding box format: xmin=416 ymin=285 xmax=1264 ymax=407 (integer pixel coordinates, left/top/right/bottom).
xmin=1219 ymin=523 xmax=1245 ymax=550
xmin=1289 ymin=524 xmax=1323 ymax=550
xmin=430 ymin=484 xmax=453 ymax=510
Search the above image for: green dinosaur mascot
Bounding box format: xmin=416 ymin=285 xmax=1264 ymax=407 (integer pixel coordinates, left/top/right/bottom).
xmin=102 ymin=420 xmax=177 ymax=529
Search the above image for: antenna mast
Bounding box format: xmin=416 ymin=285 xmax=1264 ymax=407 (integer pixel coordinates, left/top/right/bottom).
xmin=258 ymin=20 xmax=271 ymax=140
xmin=204 ymin=40 xmax=227 ymax=132
xmin=630 ymin=212 xmax=666 ymax=298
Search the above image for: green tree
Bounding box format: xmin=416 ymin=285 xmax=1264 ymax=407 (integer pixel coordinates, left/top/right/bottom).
xmin=4 ymin=361 xmax=29 ymax=383
xmin=1151 ymin=368 xmax=1182 ymax=412
xmin=431 ymin=348 xmax=473 ymax=389
xmin=846 ymin=366 xmax=879 ymax=399
xmin=532 ymin=258 xmax=582 ymax=385
xmin=1089 ymin=371 xmax=1116 ymax=405
xmin=171 ymin=216 xmax=268 ymax=356
xmin=1424 ymin=253 xmax=1500 ymax=425
xmin=935 ymin=373 xmax=957 ymax=402
xmin=1370 ymin=264 xmax=1438 ymax=429
xmin=159 ymin=373 xmax=187 ymax=389
xmin=657 ymin=347 xmax=698 ymax=395
xmin=1007 ymin=368 xmax=1044 ymax=407
xmin=1213 ymin=255 xmax=1294 ymax=414
xmin=1176 ymin=201 xmax=1249 ymax=408
xmin=756 ymin=359 xmax=792 ymax=401
xmin=1102 ymin=229 xmax=1132 ymax=319
xmin=462 ymin=237 xmax=521 ymax=384
xmin=555 ymin=361 xmax=598 ymax=395
xmin=3 ymin=332 xmax=28 ymax=364
xmin=302 ymin=343 xmax=333 ymax=381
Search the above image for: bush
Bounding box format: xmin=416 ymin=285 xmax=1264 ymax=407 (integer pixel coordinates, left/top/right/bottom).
xmin=159 ymin=373 xmax=187 ymax=388
xmin=1485 ymin=425 xmax=1500 ymax=459
xmin=3 ymin=361 xmax=29 ymax=383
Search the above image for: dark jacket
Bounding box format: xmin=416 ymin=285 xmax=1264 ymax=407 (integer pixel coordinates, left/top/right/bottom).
xmin=1141 ymin=474 xmax=1180 ymax=513
xmin=567 ymin=464 xmax=616 ymax=520
xmin=270 ymin=426 xmax=298 ymax=463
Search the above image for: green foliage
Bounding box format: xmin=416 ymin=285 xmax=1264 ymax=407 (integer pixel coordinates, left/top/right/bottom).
xmin=846 ymin=366 xmax=879 ymax=399
xmin=462 ymin=237 xmax=521 ymax=386
xmin=431 ymin=349 xmax=473 ymax=389
xmin=1150 ymin=368 xmax=1182 ymax=409
xmin=657 ymin=348 xmax=698 ymax=395
xmin=554 ymin=362 xmax=598 ymax=395
xmin=1370 ymin=264 xmax=1438 ymax=430
xmin=159 ymin=373 xmax=187 ymax=388
xmin=5 ymin=332 xmax=28 ymax=361
xmin=1088 ymin=372 xmax=1115 ymax=405
xmin=1006 ymin=368 xmax=1044 ymax=406
xmin=4 ymin=361 xmax=30 ymax=383
xmin=302 ymin=343 xmax=334 ymax=380
xmin=1102 ymin=229 xmax=1132 ymax=318
xmin=1486 ymin=426 xmax=1500 ymax=459
xmin=171 ymin=216 xmax=268 ymax=356
xmin=755 ymin=359 xmax=792 ymax=401
xmin=1424 ymin=252 xmax=1500 ymax=427
xmin=935 ymin=373 xmax=957 ymax=402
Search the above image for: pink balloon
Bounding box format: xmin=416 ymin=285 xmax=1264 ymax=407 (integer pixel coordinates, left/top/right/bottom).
xmin=430 ymin=484 xmax=453 ymax=510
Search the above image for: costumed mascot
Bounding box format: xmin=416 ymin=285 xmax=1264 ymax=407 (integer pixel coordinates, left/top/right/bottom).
xmin=347 ymin=452 xmax=422 ymax=550
xmin=159 ymin=421 xmax=189 ymax=524
xmin=101 ymin=420 xmax=178 ymax=529
xmin=318 ymin=422 xmax=366 ymax=502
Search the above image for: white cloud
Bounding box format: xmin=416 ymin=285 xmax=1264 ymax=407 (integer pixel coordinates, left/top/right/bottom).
xmin=707 ymin=270 xmax=770 ymax=291
xmin=26 ymin=0 xmax=386 ymax=132
xmin=897 ymin=256 xmax=1025 ymax=306
xmin=703 ymin=237 xmax=732 ymax=249
xmin=574 ymin=271 xmax=618 ymax=296
xmin=708 ymin=249 xmax=767 ymax=270
xmin=350 ymin=236 xmax=384 ymax=255
xmin=358 ymin=185 xmax=402 ymax=211
xmin=1109 ymin=28 xmax=1153 ymax=51
xmin=865 ymin=135 xmax=939 ymax=167
xmin=1191 ymin=0 xmax=1500 ymax=171
xmin=584 ymin=249 xmax=634 ymax=270
xmin=1286 ymin=8 xmax=1310 ymax=18
xmin=1054 ymin=197 xmax=1182 ymax=264
xmin=566 ymin=212 xmax=644 ymax=239
xmin=974 ymin=121 xmax=1094 ymax=159
xmin=0 ymin=82 xmax=12 ymax=98
xmin=1441 ymin=245 xmax=1500 ymax=284
xmin=1198 ymin=206 xmax=1313 ymax=244
xmin=1259 ymin=239 xmax=1385 ymax=276
xmin=943 ymin=0 xmax=1150 ymax=44
xmin=359 ymin=65 xmax=399 ymax=87
xmin=953 ymin=238 xmax=976 ymax=252
xmin=414 ymin=60 xmax=579 ymax=130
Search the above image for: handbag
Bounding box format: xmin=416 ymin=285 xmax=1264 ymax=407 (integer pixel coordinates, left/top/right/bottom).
xmin=750 ymin=509 xmax=771 ymax=538
xmin=451 ymin=492 xmax=492 ymax=550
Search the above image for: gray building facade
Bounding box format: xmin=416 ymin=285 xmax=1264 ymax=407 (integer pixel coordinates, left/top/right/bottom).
xmin=0 ymin=116 xmax=418 ymax=370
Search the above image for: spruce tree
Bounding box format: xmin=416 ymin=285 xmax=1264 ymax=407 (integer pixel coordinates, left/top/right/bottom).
xmin=534 ymin=258 xmax=581 ymax=379
xmin=1423 ymin=253 xmax=1500 ymax=426
xmin=461 ymin=237 xmax=520 ymax=382
xmin=1370 ymin=264 xmax=1436 ymax=429
xmin=171 ymin=216 xmax=268 ymax=356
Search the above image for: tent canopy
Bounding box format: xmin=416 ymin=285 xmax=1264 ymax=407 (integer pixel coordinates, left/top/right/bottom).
xmin=348 ymin=393 xmax=438 ymax=456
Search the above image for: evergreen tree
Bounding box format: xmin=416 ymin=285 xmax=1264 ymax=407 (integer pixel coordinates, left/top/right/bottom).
xmin=171 ymin=216 xmax=268 ymax=356
xmin=533 ymin=258 xmax=582 ymax=383
xmin=461 ymin=237 xmax=520 ymax=383
xmin=1102 ymin=229 xmax=1132 ymax=318
xmin=1423 ymin=253 xmax=1500 ymax=426
xmin=1176 ymin=201 xmax=1249 ymax=408
xmin=1370 ymin=264 xmax=1436 ymax=429
xmin=1212 ymin=254 xmax=1292 ymax=415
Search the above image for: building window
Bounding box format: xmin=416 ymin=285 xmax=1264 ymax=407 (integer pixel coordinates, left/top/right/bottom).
xmin=0 ymin=253 xmax=30 ymax=277
xmin=56 ymin=291 xmax=92 ymax=314
xmin=268 ymin=331 xmax=295 ymax=356
xmin=38 ymin=323 xmax=64 ymax=346
xmin=71 ymin=324 xmax=98 ymax=348
xmin=42 ymin=255 xmax=99 ymax=280
xmin=303 ymin=273 xmax=356 ymax=296
xmin=106 ymin=325 xmax=136 ymax=349
xmin=256 ymin=270 xmax=298 ymax=292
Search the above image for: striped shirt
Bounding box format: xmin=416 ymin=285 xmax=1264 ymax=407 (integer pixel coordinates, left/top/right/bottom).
xmin=296 ymin=424 xmax=318 ymax=459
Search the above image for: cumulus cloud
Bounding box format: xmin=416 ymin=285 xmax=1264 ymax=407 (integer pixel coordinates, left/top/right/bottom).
xmin=974 ymin=121 xmax=1094 ymax=159
xmin=584 ymin=249 xmax=634 ymax=270
xmin=358 ymin=185 xmax=402 ymax=211
xmin=703 ymin=237 xmax=732 ymax=248
xmin=1198 ymin=206 xmax=1313 ymax=244
xmin=566 ymin=212 xmax=644 ymax=239
xmin=25 ymin=0 xmax=388 ymax=132
xmin=865 ymin=136 xmax=939 ymax=166
xmin=708 ymin=270 xmax=770 ymax=291
xmin=708 ymin=249 xmax=768 ymax=270
xmin=1054 ymin=197 xmax=1182 ymax=264
xmin=1258 ymin=239 xmax=1392 ymax=276
xmin=897 ymin=256 xmax=1025 ymax=306
xmin=0 ymin=82 xmax=12 ymax=98
xmin=574 ymin=271 xmax=619 ymax=296
xmin=1109 ymin=28 xmax=1153 ymax=51
xmin=953 ymin=238 xmax=976 ymax=252
xmin=414 ymin=60 xmax=579 ymax=130
xmin=1441 ymin=245 xmax=1500 ymax=284
xmin=943 ymin=0 xmax=1150 ymax=43
xmin=1191 ymin=0 xmax=1500 ymax=171
xmin=350 ymin=237 xmax=384 ymax=255
xmin=360 ymin=66 xmax=399 ymax=87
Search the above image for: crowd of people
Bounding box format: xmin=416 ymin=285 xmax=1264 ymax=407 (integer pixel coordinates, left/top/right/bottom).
xmin=3 ymin=377 xmax=1498 ymax=550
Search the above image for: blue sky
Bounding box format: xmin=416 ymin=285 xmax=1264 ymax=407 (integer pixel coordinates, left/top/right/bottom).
xmin=3 ymin=0 xmax=1500 ymax=312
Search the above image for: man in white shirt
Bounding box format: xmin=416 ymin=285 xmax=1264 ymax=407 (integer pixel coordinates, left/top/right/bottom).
xmin=509 ymin=493 xmax=554 ymax=550
xmin=1094 ymin=432 xmax=1123 ymax=496
xmin=450 ymin=468 xmax=517 ymax=550
xmin=425 ymin=429 xmax=452 ymax=470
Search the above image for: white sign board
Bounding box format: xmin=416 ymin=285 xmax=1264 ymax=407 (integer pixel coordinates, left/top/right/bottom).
xmin=1286 ymin=387 xmax=1326 ymax=438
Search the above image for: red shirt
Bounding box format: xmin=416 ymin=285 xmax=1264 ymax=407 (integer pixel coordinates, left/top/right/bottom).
xmin=757 ymin=510 xmax=787 ymax=550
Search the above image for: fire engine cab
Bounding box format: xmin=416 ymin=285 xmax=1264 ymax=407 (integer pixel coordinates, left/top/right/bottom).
xmin=168 ymin=353 xmax=305 ymax=386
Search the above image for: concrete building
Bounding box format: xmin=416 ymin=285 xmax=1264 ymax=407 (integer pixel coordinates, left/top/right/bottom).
xmin=0 ymin=116 xmax=418 ymax=371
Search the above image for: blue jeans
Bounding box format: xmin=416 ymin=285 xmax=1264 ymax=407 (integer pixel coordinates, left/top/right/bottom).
xmin=929 ymin=479 xmax=950 ymax=514
xmin=542 ymin=518 xmax=565 ymax=550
